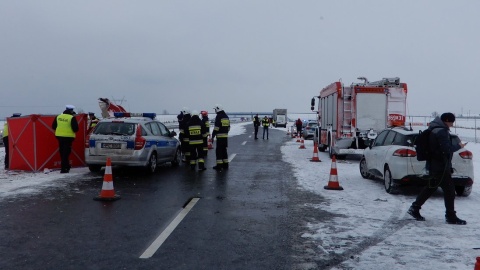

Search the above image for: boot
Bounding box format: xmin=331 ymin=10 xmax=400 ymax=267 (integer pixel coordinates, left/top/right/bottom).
xmin=223 ymin=163 xmax=229 ymax=170
xmin=446 ymin=211 xmax=467 ymax=225
xmin=213 ymin=165 xmax=223 ymax=171
xmin=407 ymin=204 xmax=425 ymax=221
xmin=198 ymin=163 xmax=206 ymax=171
xmin=190 ymin=164 xmax=196 ymax=171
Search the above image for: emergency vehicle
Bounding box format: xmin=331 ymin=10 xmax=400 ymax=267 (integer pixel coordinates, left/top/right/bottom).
xmin=310 ymin=77 xmax=408 ymax=159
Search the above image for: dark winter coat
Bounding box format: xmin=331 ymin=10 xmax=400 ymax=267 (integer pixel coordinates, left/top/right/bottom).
xmin=427 ymin=116 xmax=461 ymax=174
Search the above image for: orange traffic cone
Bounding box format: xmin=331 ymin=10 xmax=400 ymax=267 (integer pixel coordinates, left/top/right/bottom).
xmin=310 ymin=141 xmax=321 ymax=162
xmin=299 ymin=138 xmax=306 ymax=149
xmin=94 ymin=157 xmax=120 ymax=201
xmin=296 ymin=134 xmax=300 ymax=142
xmin=475 ymin=257 xmax=480 ymax=270
xmin=208 ymin=135 xmax=214 ymax=149
xmin=324 ymin=155 xmax=343 ymax=190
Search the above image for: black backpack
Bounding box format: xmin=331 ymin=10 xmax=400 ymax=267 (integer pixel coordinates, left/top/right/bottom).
xmin=414 ymin=127 xmax=441 ymax=161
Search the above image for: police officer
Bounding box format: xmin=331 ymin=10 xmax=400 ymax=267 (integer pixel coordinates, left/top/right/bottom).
xmin=87 ymin=112 xmax=99 ymax=134
xmin=186 ymin=111 xmax=207 ymax=171
xmin=52 ymin=105 xmax=79 ymax=173
xmin=201 ymin=111 xmax=210 ymax=156
xmin=3 ymin=113 xmax=21 ymax=170
xmin=211 ymin=104 xmax=230 ymax=171
xmin=178 ymin=108 xmax=192 ymax=162
xmin=253 ymin=114 xmax=260 ymax=139
xmin=262 ymin=116 xmax=270 ymax=140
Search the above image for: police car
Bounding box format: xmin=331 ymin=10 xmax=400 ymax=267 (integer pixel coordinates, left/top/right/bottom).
xmin=85 ymin=113 xmax=181 ymax=173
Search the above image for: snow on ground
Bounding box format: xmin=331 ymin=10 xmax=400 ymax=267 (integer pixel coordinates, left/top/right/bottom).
xmin=1 ymin=120 xmax=479 ymax=269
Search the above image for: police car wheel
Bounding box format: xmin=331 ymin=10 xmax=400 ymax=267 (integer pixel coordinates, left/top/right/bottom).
xmin=88 ymin=165 xmax=102 ymax=173
xmin=146 ymin=152 xmax=157 ymax=173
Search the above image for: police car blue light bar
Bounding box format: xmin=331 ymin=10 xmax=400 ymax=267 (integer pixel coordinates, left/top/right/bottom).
xmin=113 ymin=112 xmax=156 ymax=119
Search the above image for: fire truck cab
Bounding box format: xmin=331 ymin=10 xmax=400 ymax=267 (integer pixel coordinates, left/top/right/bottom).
xmin=311 ymin=77 xmax=407 ymax=159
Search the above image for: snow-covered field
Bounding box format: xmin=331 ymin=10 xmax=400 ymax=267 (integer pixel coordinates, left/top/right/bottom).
xmin=1 ymin=120 xmax=479 ymax=269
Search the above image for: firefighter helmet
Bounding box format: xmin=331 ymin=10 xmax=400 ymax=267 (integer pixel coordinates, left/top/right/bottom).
xmin=201 ymin=110 xmax=208 ymax=117
xmin=213 ymin=104 xmax=224 ymax=113
xmin=181 ymin=107 xmax=191 ymax=115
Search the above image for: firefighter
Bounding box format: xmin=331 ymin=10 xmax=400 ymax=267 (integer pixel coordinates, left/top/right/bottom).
xmin=201 ymin=111 xmax=210 ymax=156
xmin=3 ymin=113 xmax=21 ymax=170
xmin=52 ymin=105 xmax=79 ymax=173
xmin=178 ymin=108 xmax=191 ymax=162
xmin=262 ymin=115 xmax=270 ymax=140
xmin=211 ymin=104 xmax=230 ymax=171
xmin=186 ymin=111 xmax=207 ymax=171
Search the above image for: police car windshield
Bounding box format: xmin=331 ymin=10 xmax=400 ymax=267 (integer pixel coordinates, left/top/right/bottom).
xmin=94 ymin=122 xmax=135 ymax=135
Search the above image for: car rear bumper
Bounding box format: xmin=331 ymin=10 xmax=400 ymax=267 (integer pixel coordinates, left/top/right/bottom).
xmin=396 ymin=175 xmax=473 ymax=187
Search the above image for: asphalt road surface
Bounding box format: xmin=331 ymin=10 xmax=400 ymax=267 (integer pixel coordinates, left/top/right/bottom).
xmin=0 ymin=124 xmax=337 ymax=270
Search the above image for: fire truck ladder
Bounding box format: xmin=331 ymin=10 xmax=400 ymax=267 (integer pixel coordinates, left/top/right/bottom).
xmin=342 ymin=87 xmax=353 ymax=134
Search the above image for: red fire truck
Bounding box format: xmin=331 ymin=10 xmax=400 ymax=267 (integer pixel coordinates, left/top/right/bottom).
xmin=310 ymin=77 xmax=408 ymax=159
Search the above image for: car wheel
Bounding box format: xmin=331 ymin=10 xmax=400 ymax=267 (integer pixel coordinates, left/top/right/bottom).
xmin=171 ymin=148 xmax=181 ymax=167
xmin=455 ymin=185 xmax=472 ymax=197
xmin=88 ymin=165 xmax=102 ymax=173
xmin=359 ymin=157 xmax=371 ymax=179
xmin=146 ymin=152 xmax=157 ymax=173
xmin=384 ymin=166 xmax=398 ymax=194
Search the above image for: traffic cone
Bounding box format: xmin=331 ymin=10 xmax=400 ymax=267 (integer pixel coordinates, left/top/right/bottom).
xmin=475 ymin=257 xmax=480 ymax=270
xmin=324 ymin=155 xmax=343 ymax=190
xmin=296 ymin=134 xmax=300 ymax=142
xmin=299 ymin=138 xmax=306 ymax=149
xmin=208 ymin=135 xmax=214 ymax=149
xmin=94 ymin=157 xmax=120 ymax=201
xmin=310 ymin=141 xmax=321 ymax=162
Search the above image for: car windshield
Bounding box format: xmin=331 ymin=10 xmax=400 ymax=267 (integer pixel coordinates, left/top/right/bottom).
xmin=94 ymin=122 xmax=136 ymax=135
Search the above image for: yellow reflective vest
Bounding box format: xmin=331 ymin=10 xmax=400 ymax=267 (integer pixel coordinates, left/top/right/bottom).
xmin=3 ymin=122 xmax=8 ymax=137
xmin=55 ymin=114 xmax=76 ymax=138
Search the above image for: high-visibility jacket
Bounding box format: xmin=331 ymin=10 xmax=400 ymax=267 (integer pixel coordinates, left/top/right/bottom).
xmin=262 ymin=118 xmax=270 ymax=127
xmin=187 ymin=116 xmax=205 ymax=145
xmin=55 ymin=114 xmax=76 ymax=138
xmin=3 ymin=122 xmax=8 ymax=137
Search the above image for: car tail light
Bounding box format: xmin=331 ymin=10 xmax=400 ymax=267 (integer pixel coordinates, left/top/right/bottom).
xmin=134 ymin=125 xmax=146 ymax=150
xmin=393 ymin=149 xmax=417 ymax=157
xmin=459 ymin=150 xmax=473 ymax=160
xmin=85 ymin=134 xmax=90 ymax=148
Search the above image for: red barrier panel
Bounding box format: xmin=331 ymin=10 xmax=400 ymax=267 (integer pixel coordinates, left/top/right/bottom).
xmin=8 ymin=114 xmax=87 ymax=172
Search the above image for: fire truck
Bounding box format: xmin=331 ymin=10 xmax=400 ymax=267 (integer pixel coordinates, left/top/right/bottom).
xmin=310 ymin=77 xmax=408 ymax=159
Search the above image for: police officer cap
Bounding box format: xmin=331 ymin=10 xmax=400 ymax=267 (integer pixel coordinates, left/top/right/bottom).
xmin=66 ymin=105 xmax=75 ymax=110
xmin=441 ymin=112 xmax=455 ymax=123
xmin=12 ymin=113 xmax=21 ymax=117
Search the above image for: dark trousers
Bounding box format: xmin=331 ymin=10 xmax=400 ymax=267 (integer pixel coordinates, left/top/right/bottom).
xmin=296 ymin=125 xmax=302 ymax=137
xmin=203 ymin=137 xmax=208 ymax=156
xmin=215 ymin=138 xmax=228 ymax=166
xmin=56 ymin=136 xmax=74 ymax=172
xmin=189 ymin=143 xmax=205 ymax=168
xmin=254 ymin=126 xmax=259 ymax=139
xmin=3 ymin=136 xmax=9 ymax=169
xmin=413 ymin=172 xmax=456 ymax=214
xmin=263 ymin=127 xmax=269 ymax=139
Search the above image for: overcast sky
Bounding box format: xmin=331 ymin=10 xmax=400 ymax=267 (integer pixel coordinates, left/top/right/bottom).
xmin=1 ymin=1 xmax=479 ymax=118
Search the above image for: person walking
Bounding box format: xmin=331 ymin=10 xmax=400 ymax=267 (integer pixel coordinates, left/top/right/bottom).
xmin=262 ymin=116 xmax=270 ymax=140
xmin=211 ymin=104 xmax=230 ymax=171
xmin=52 ymin=105 xmax=79 ymax=173
xmin=3 ymin=113 xmax=21 ymax=170
xmin=407 ymin=112 xmax=467 ymax=225
xmin=201 ymin=111 xmax=210 ymax=156
xmin=295 ymin=118 xmax=303 ymax=138
xmin=253 ymin=114 xmax=260 ymax=139
xmin=186 ymin=111 xmax=207 ymax=171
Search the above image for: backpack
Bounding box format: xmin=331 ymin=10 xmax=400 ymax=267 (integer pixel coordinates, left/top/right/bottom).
xmin=414 ymin=127 xmax=441 ymax=161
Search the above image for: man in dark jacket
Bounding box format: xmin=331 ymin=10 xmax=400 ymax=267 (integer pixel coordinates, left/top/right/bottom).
xmin=52 ymin=105 xmax=79 ymax=173
xmin=295 ymin=118 xmax=303 ymax=138
xmin=3 ymin=113 xmax=21 ymax=170
xmin=407 ymin=112 xmax=467 ymax=225
xmin=201 ymin=111 xmax=210 ymax=156
xmin=178 ymin=108 xmax=191 ymax=162
xmin=253 ymin=114 xmax=260 ymax=139
xmin=211 ymin=104 xmax=230 ymax=171
xmin=186 ymin=111 xmax=207 ymax=171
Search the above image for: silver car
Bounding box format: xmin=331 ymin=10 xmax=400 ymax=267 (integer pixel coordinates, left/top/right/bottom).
xmin=85 ymin=113 xmax=181 ymax=173
xmin=359 ymin=126 xmax=474 ymax=196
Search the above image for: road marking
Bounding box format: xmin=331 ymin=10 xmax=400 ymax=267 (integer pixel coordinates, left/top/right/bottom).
xmin=139 ymin=198 xmax=200 ymax=259
xmin=228 ymin=153 xmax=237 ymax=162
xmin=242 ymin=141 xmax=247 ymax=145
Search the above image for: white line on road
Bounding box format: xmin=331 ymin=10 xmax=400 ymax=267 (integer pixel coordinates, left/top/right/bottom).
xmin=139 ymin=198 xmax=200 ymax=259
xmin=229 ymin=153 xmax=237 ymax=162
xmin=242 ymin=141 xmax=247 ymax=145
